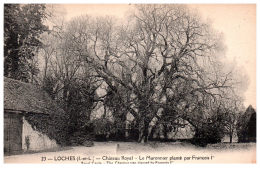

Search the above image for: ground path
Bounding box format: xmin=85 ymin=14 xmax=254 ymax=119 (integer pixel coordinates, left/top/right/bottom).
xmin=4 ymin=142 xmax=256 ymax=164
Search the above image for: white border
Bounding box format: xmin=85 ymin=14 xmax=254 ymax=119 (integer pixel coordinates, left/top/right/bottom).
xmin=0 ymin=1 xmax=259 ymax=169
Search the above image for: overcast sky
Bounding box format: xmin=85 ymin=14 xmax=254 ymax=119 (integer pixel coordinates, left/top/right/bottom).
xmin=58 ymin=4 xmax=256 ymax=108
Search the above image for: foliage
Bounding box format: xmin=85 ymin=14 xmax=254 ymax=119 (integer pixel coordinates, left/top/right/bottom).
xmin=40 ymin=76 xmax=97 ymax=145
xmin=192 ymin=113 xmax=226 ymax=147
xmin=41 ymin=75 xmax=59 ymax=100
xmin=247 ymin=113 xmax=256 ymax=141
xmin=65 ymin=81 xmax=97 ymax=144
xmin=92 ymin=118 xmax=114 ymax=141
xmin=25 ymin=112 xmax=69 ymax=146
xmin=4 ymin=4 xmax=48 ymax=82
xmin=237 ymin=105 xmax=256 ymax=142
xmin=192 ymin=124 xmax=224 ymax=147
xmin=69 ymin=123 xmax=95 ymax=146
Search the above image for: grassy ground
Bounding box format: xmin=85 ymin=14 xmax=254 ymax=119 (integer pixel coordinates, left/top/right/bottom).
xmin=206 ymin=142 xmax=256 ymax=150
xmin=115 ymin=141 xmax=256 ymax=153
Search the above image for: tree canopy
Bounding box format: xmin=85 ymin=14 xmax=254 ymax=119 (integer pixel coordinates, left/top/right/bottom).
xmin=4 ymin=4 xmax=48 ymax=82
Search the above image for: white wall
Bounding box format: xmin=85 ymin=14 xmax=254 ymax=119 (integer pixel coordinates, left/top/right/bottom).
xmin=22 ymin=116 xmax=58 ymax=151
xmin=221 ymin=134 xmax=238 ymax=143
xmin=168 ymin=124 xmax=195 ymax=139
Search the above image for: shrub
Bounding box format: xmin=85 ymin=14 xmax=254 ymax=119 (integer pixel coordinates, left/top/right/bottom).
xmin=192 ymin=114 xmax=226 ymax=147
xmin=192 ymin=123 xmax=224 ymax=147
xmin=92 ymin=118 xmax=114 ymax=141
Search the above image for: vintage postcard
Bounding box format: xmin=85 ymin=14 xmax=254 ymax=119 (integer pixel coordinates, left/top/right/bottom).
xmin=2 ymin=3 xmax=257 ymax=165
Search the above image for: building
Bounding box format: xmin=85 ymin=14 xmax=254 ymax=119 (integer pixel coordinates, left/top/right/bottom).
xmin=4 ymin=77 xmax=62 ymax=154
xmin=147 ymin=117 xmax=195 ymax=140
xmin=167 ymin=118 xmax=195 ymax=140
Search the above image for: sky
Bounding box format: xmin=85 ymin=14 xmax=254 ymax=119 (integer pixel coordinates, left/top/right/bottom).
xmin=58 ymin=4 xmax=256 ymax=108
xmin=191 ymin=4 xmax=256 ymax=108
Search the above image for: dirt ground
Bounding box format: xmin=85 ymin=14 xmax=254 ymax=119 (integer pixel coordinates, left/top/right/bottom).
xmin=4 ymin=141 xmax=256 ymax=164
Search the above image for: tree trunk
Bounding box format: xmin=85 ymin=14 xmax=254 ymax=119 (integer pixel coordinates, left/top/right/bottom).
xmin=229 ymin=131 xmax=233 ymax=143
xmin=163 ymin=124 xmax=168 ymax=141
xmin=138 ymin=119 xmax=149 ymax=143
xmin=138 ymin=132 xmax=143 ymax=143
xmin=143 ymin=121 xmax=149 ymax=143
xmin=229 ymin=124 xmax=233 ymax=143
xmin=137 ymin=119 xmax=144 ymax=143
xmin=149 ymin=124 xmax=156 ymax=141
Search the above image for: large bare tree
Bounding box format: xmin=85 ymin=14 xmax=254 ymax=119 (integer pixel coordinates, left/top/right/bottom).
xmin=39 ymin=4 xmax=245 ymax=143
xmin=76 ymin=5 xmax=234 ymax=142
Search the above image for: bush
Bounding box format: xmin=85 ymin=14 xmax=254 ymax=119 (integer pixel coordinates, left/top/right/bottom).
xmin=192 ymin=122 xmax=224 ymax=147
xmin=83 ymin=140 xmax=94 ymax=147
xmin=192 ymin=114 xmax=226 ymax=147
xmin=69 ymin=123 xmax=94 ymax=146
xmin=92 ymin=118 xmax=114 ymax=141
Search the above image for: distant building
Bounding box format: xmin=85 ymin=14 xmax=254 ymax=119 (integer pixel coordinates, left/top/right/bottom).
xmin=221 ymin=134 xmax=238 ymax=143
xmin=4 ymin=77 xmax=62 ymax=154
xmin=167 ymin=118 xmax=195 ymax=140
xmin=150 ymin=117 xmax=195 ymax=140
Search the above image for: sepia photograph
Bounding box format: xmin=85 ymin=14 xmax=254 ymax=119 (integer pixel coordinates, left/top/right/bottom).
xmin=2 ymin=2 xmax=257 ymax=165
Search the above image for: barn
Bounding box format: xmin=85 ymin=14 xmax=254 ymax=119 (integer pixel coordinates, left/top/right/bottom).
xmin=4 ymin=77 xmax=61 ymax=155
